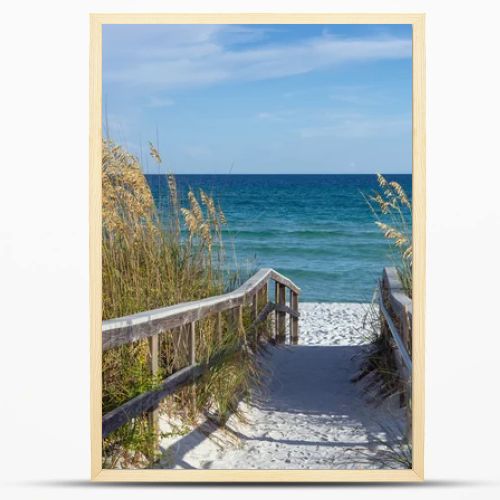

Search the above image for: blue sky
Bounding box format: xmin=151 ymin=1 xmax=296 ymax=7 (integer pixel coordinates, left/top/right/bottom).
xmin=103 ymin=24 xmax=412 ymax=174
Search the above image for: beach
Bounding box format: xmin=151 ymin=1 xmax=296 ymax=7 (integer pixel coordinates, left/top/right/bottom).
xmin=155 ymin=302 xmax=408 ymax=470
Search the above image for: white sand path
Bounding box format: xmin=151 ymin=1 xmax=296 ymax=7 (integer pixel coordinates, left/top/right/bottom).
xmin=156 ymin=303 xmax=409 ymax=470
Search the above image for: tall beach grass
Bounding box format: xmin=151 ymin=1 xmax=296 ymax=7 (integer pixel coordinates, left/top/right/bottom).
xmin=365 ymin=174 xmax=413 ymax=295
xmin=102 ymin=140 xmax=263 ymax=468
xmin=352 ymin=174 xmax=413 ymax=467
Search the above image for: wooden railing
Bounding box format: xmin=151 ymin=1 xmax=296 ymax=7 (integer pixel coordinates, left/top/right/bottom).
xmin=378 ymin=266 xmax=412 ymax=440
xmin=102 ymin=268 xmax=300 ymax=438
xmin=379 ymin=267 xmax=412 ymax=374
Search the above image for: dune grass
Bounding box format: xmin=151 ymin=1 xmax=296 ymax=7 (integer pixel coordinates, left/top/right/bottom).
xmin=365 ymin=173 xmax=412 ymax=296
xmin=101 ymin=140 xmax=263 ymax=468
xmin=353 ymin=175 xmax=413 ymax=467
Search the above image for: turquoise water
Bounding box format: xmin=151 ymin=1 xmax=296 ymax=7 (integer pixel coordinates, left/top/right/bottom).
xmin=146 ymin=174 xmax=412 ymax=303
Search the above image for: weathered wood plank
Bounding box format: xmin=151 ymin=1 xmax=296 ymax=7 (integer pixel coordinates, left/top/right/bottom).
xmin=401 ymin=305 xmax=411 ymax=355
xmin=189 ymin=322 xmax=196 ymax=365
xmin=252 ymin=293 xmax=259 ymax=346
xmin=260 ymin=282 xmax=268 ymax=341
xmin=379 ymin=283 xmax=412 ymax=373
xmin=274 ymin=282 xmax=279 ymax=339
xmin=274 ymin=302 xmax=299 ymax=318
xmin=234 ymin=304 xmax=245 ymax=347
xmin=252 ymin=301 xmax=275 ymax=326
xmin=383 ymin=267 xmax=413 ymax=322
xmin=188 ymin=321 xmax=197 ymax=414
xmin=269 ymin=269 xmax=300 ymax=294
xmin=102 ymin=364 xmax=202 ymax=438
xmin=236 ymin=268 xmax=273 ymax=302
xmin=290 ymin=290 xmax=299 ymax=344
xmin=148 ymin=335 xmax=159 ymax=375
xmin=216 ymin=311 xmax=222 ymax=345
xmin=276 ymin=283 xmax=286 ymax=343
xmin=102 ymin=295 xmax=244 ymax=351
xmin=146 ymin=334 xmax=160 ymax=434
xmin=103 ymin=268 xmax=300 ymax=351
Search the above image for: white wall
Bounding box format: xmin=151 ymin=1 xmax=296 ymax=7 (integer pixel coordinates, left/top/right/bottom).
xmin=1 ymin=1 xmax=499 ymax=499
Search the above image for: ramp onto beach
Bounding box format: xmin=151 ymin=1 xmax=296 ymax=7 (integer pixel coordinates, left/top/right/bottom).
xmin=156 ymin=303 xmax=409 ymax=470
xmin=103 ymin=268 xmax=410 ymax=470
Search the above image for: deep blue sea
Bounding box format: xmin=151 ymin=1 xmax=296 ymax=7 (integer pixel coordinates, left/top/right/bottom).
xmin=146 ymin=174 xmax=412 ymax=303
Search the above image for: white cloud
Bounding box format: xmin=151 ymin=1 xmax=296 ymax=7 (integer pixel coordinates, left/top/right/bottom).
xmin=105 ymin=26 xmax=411 ymax=89
xmin=147 ymin=96 xmax=175 ymax=108
xmin=299 ymin=113 xmax=411 ymax=139
xmin=256 ymin=111 xmax=289 ymax=122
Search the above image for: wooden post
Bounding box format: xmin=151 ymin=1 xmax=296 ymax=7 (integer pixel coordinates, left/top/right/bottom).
xmin=147 ymin=334 xmax=160 ymax=439
xmin=290 ymin=290 xmax=299 ymax=344
xmin=401 ymin=305 xmax=411 ymax=355
xmin=172 ymin=327 xmax=179 ymax=369
xmin=276 ymin=283 xmax=286 ymax=343
xmin=274 ymin=281 xmax=279 ymax=341
xmin=189 ymin=321 xmax=196 ymax=365
xmin=379 ymin=281 xmax=390 ymax=343
xmin=407 ymin=382 xmax=413 ymax=448
xmin=400 ymin=306 xmax=412 ymax=439
xmin=252 ymin=293 xmax=258 ymax=321
xmin=252 ymin=293 xmax=259 ymax=348
xmin=236 ymin=304 xmax=244 ymax=344
xmin=262 ymin=281 xmax=269 ymax=340
xmin=188 ymin=321 xmax=197 ymax=416
xmin=216 ymin=311 xmax=223 ymax=347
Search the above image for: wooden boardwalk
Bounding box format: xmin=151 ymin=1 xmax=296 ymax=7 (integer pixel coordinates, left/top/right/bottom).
xmin=154 ymin=303 xmax=409 ymax=470
xmin=102 ymin=266 xmax=412 ymax=470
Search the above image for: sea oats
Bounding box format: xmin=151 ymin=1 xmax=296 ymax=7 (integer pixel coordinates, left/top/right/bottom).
xmin=218 ymin=207 xmax=227 ymax=225
xmin=149 ymin=141 xmax=162 ymax=164
xmin=167 ymin=174 xmax=178 ymax=205
xmin=370 ymin=177 xmax=413 ymax=297
xmin=389 ymin=181 xmax=411 ymax=209
xmin=102 ymin=140 xmax=249 ymax=467
xmin=180 ymin=207 xmax=197 ymax=234
xmin=376 ymin=173 xmax=387 ymax=187
xmin=403 ymin=245 xmax=413 ymax=259
xmin=200 ymin=189 xmax=217 ymax=223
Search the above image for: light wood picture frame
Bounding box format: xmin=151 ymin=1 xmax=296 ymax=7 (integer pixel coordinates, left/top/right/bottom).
xmin=90 ymin=12 xmax=425 ymax=482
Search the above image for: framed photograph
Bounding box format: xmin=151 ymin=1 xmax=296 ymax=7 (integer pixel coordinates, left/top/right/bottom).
xmin=90 ymin=13 xmax=425 ymax=482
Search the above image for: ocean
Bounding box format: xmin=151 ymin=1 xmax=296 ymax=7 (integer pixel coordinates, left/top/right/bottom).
xmin=146 ymin=174 xmax=412 ymax=303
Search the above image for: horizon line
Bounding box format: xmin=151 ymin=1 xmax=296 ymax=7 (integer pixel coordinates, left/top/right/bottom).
xmin=143 ymin=172 xmax=412 ymax=176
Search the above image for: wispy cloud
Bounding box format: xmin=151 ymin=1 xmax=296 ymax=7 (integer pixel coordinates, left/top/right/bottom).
xmin=299 ymin=113 xmax=410 ymax=139
xmin=147 ymin=96 xmax=175 ymax=108
xmin=257 ymin=111 xmax=275 ymax=120
xmin=104 ymin=25 xmax=411 ymax=89
xmin=284 ymin=84 xmax=398 ymax=106
xmin=256 ymin=110 xmax=294 ymax=122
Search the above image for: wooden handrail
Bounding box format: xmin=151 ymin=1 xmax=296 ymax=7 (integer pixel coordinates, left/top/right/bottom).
xmin=379 ymin=267 xmax=412 ymax=373
xmin=102 ymin=269 xmax=300 ymax=437
xmin=378 ymin=282 xmax=412 ymax=373
xmin=379 ymin=267 xmax=413 ymax=444
xmin=383 ymin=267 xmax=412 ymax=322
xmin=103 ymin=268 xmax=300 ymax=351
